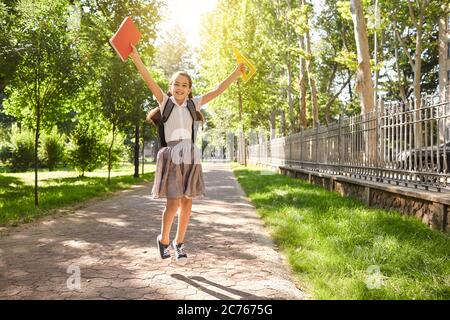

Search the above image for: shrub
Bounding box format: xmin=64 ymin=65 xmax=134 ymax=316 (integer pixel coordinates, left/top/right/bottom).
xmin=6 ymin=125 xmax=35 ymax=171
xmin=66 ymin=123 xmax=105 ymax=176
xmin=39 ymin=128 xmax=64 ymax=171
xmin=0 ymin=143 xmax=12 ymax=165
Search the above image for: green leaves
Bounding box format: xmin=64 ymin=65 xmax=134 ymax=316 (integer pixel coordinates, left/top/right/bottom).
xmin=334 ymin=49 xmax=358 ymax=71
xmin=336 ymin=0 xmax=352 ymax=21
xmin=66 ymin=121 xmax=105 ymax=176
xmin=287 ymin=5 xmax=312 ymax=35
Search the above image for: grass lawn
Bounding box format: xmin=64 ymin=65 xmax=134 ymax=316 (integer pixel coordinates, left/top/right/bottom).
xmin=0 ymin=163 xmax=155 ymax=226
xmin=232 ymin=163 xmax=450 ymax=300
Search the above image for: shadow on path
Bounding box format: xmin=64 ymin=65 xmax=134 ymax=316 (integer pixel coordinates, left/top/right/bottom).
xmin=171 ymin=274 xmax=268 ymax=300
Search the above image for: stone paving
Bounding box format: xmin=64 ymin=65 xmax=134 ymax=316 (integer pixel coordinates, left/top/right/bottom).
xmin=0 ymin=162 xmax=308 ymax=300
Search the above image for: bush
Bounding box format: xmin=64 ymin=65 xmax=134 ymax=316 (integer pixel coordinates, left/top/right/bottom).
xmin=39 ymin=128 xmax=65 ymax=171
xmin=0 ymin=143 xmax=12 ymax=165
xmin=4 ymin=125 xmax=35 ymax=171
xmin=66 ymin=123 xmax=105 ymax=176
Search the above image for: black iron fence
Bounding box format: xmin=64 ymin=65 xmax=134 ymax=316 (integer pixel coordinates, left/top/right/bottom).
xmin=248 ymin=90 xmax=450 ymax=192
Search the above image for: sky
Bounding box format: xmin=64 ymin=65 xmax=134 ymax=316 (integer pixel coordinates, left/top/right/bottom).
xmin=157 ymin=0 xmax=219 ymax=49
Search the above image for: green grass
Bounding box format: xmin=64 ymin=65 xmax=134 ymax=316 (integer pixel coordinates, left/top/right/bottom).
xmin=0 ymin=163 xmax=155 ymax=226
xmin=232 ymin=163 xmax=450 ymax=300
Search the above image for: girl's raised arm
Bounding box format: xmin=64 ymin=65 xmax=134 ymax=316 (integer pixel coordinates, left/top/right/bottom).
xmin=129 ymin=44 xmax=163 ymax=104
xmin=200 ymin=63 xmax=245 ymax=106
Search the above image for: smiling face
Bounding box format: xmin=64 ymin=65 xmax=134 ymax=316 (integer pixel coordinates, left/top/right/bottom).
xmin=169 ymin=72 xmax=192 ymax=103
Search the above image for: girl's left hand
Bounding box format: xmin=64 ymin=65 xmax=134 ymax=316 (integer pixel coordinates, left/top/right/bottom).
xmin=235 ymin=63 xmax=246 ymax=77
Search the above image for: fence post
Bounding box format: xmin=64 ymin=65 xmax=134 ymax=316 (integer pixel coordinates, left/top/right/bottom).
xmin=377 ymin=98 xmax=385 ymax=182
xmin=338 ymin=114 xmax=342 ymax=175
xmin=300 ymin=127 xmax=303 ymax=168
xmin=375 ymin=98 xmax=380 ymax=180
xmin=315 ymin=124 xmax=319 ymax=171
xmin=289 ymin=133 xmax=292 ymax=167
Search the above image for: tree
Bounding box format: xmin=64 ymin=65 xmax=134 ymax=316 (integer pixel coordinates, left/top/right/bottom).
xmin=0 ymin=0 xmax=20 ymax=94
xmin=66 ymin=121 xmax=105 ymax=177
xmin=301 ymin=0 xmax=319 ymax=127
xmin=39 ymin=128 xmax=64 ymax=171
xmin=73 ymin=0 xmax=162 ymax=182
xmin=155 ymin=25 xmax=195 ymax=78
xmin=391 ymin=0 xmax=429 ymax=108
xmin=4 ymin=0 xmax=85 ymax=206
xmin=380 ymin=0 xmax=444 ymax=147
xmin=350 ymin=0 xmax=374 ymax=114
xmin=200 ymin=0 xmax=289 ymax=133
xmin=438 ymin=3 xmax=450 ymax=102
xmin=0 ymin=0 xmax=20 ymax=127
xmin=101 ymin=58 xmax=136 ymax=183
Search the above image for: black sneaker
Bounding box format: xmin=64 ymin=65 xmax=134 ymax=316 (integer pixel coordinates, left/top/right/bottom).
xmin=156 ymin=235 xmax=171 ymax=260
xmin=172 ymin=240 xmax=187 ymax=265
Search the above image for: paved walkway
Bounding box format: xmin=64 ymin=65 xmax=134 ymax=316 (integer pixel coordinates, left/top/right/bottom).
xmin=0 ymin=163 xmax=308 ymax=300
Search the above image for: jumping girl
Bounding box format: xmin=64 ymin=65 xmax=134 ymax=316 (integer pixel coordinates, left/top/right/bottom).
xmin=130 ymin=44 xmax=245 ymax=264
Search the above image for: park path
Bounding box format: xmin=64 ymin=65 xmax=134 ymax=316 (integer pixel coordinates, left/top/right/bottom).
xmin=0 ymin=162 xmax=308 ymax=300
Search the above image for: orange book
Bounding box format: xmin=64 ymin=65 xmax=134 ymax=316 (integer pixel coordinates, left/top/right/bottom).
xmin=109 ymin=17 xmax=141 ymax=62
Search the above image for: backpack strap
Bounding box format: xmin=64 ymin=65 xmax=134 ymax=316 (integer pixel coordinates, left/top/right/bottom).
xmin=186 ymin=100 xmax=197 ymax=122
xmin=187 ymin=100 xmax=199 ymax=144
xmin=162 ymin=94 xmax=175 ymax=123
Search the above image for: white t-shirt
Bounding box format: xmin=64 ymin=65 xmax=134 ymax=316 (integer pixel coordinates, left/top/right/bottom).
xmin=159 ymin=92 xmax=203 ymax=143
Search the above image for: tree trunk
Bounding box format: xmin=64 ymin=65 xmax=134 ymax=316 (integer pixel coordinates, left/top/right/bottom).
xmin=107 ymin=124 xmax=116 ymax=185
xmin=348 ymin=69 xmax=353 ymax=101
xmin=439 ymin=12 xmax=449 ymax=143
xmin=350 ymin=0 xmax=375 ymax=114
xmin=237 ymin=80 xmax=246 ymax=166
xmin=141 ymin=123 xmax=145 ymax=175
xmin=439 ymin=13 xmax=448 ymax=101
xmin=34 ymin=105 xmax=40 ymax=207
xmin=393 ymin=1 xmax=430 ymax=147
xmin=299 ymin=34 xmax=307 ymax=129
xmin=325 ymin=76 xmax=351 ymax=125
xmin=269 ymin=110 xmax=276 ymax=139
xmin=134 ymin=123 xmax=139 ymax=178
xmin=394 ymin=40 xmax=407 ymax=103
xmin=302 ymin=0 xmax=319 ymax=128
xmin=350 ymin=0 xmax=376 ymax=165
xmin=280 ymin=109 xmax=286 ymax=137
xmin=285 ymin=9 xmax=294 ymax=133
xmin=287 ymin=57 xmax=294 ymax=133
xmin=413 ymin=14 xmax=424 ymax=148
xmin=373 ymin=0 xmax=380 ymax=106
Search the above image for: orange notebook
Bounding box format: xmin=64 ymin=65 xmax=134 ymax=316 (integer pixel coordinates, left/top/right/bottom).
xmin=109 ymin=17 xmax=141 ymax=62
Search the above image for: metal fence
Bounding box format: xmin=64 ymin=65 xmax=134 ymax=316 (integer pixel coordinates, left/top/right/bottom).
xmin=248 ymin=90 xmax=450 ymax=192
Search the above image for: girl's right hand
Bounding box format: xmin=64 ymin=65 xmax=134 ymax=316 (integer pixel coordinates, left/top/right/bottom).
xmin=130 ymin=44 xmax=139 ymax=60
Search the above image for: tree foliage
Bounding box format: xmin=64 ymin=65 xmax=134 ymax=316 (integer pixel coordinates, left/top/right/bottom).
xmin=198 ymin=0 xmax=445 ymax=133
xmin=66 ymin=121 xmax=105 ymax=177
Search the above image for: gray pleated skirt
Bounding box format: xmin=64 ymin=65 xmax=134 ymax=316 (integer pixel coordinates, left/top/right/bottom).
xmin=151 ymin=139 xmax=205 ymax=199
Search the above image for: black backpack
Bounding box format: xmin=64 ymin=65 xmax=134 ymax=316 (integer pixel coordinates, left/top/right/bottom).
xmin=147 ymin=93 xmax=204 ymax=148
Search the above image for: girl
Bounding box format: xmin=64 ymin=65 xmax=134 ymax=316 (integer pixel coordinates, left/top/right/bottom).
xmin=130 ymin=44 xmax=245 ymax=264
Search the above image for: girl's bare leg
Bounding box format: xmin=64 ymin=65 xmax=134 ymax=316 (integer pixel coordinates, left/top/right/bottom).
xmin=160 ymin=198 xmax=181 ymax=245
xmin=175 ymin=197 xmax=193 ymax=244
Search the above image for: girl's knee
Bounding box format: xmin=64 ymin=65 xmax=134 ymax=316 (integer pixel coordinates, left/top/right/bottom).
xmin=181 ymin=196 xmax=192 ymax=204
xmin=166 ymin=198 xmax=181 ymax=210
xmin=180 ymin=198 xmax=192 ymax=211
